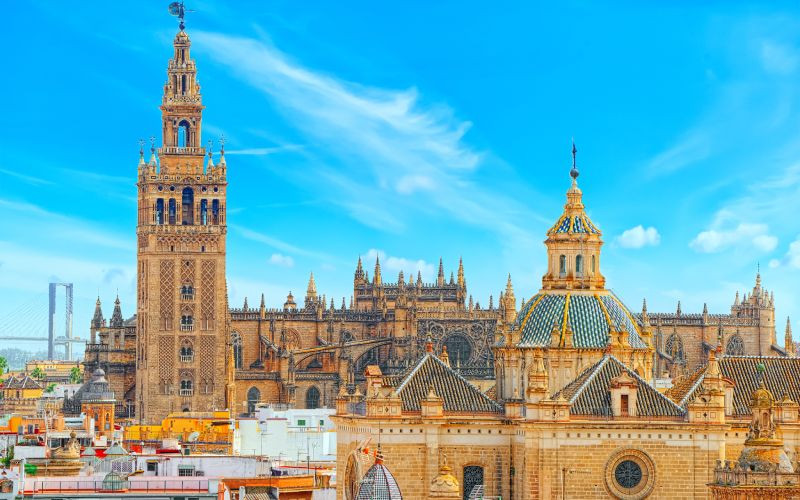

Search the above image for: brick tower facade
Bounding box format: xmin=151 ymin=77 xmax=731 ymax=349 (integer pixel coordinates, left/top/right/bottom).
xmin=135 ymin=25 xmax=230 ymax=424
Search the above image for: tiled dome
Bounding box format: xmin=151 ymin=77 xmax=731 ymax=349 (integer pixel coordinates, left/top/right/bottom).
xmin=355 ymin=454 xmax=402 ymax=500
xmin=513 ymin=292 xmax=647 ymax=349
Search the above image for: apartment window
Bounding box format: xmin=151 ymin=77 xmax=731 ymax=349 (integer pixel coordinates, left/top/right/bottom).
xmin=178 ymin=465 xmax=195 ymax=477
xmin=297 ymin=419 xmax=306 ymax=426
xmin=146 ymin=461 xmax=157 ymax=472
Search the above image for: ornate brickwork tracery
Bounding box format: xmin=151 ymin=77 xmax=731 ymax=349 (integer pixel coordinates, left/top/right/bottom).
xmin=159 ymin=260 xmax=175 ymax=330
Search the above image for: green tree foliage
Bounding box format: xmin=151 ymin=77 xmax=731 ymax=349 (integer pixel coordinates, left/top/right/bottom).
xmin=30 ymin=367 xmax=45 ymax=380
xmin=0 ymin=356 xmax=7 ymax=376
xmin=45 ymin=383 xmax=56 ymax=393
xmin=69 ymin=366 xmax=82 ymax=384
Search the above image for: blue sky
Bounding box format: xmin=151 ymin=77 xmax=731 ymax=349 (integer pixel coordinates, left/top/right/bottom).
xmin=2 ymin=1 xmax=800 ymax=350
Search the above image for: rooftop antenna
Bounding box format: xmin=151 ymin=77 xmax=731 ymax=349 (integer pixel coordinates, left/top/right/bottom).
xmin=168 ymin=2 xmax=195 ymax=31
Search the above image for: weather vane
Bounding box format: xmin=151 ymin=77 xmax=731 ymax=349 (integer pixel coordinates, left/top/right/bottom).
xmin=168 ymin=2 xmax=194 ymax=31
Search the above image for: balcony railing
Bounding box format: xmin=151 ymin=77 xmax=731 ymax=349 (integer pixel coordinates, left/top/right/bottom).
xmin=181 ymin=294 xmax=195 ymax=301
xmin=179 ymin=389 xmax=193 ymax=397
xmin=180 ymin=324 xmax=194 ymax=332
xmin=180 ymin=355 xmax=194 ymax=363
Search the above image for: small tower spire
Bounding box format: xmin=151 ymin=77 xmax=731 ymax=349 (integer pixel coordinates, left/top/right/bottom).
xmin=306 ymin=272 xmax=317 ymax=298
xmin=786 ymin=317 xmax=795 ymax=356
xmin=437 ymin=258 xmax=445 ymax=286
xmin=354 ymin=256 xmax=365 ymax=286
xmin=110 ymin=294 xmax=124 ymax=328
xmin=570 ymin=140 xmax=579 ymax=181
xmin=457 ymin=257 xmax=465 ymax=289
xmin=373 ymin=256 xmax=382 ymax=285
xmin=92 ymin=296 xmax=105 ymax=329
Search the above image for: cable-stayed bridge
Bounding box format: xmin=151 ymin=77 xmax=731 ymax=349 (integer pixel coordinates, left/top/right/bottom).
xmin=0 ymin=283 xmax=86 ymax=360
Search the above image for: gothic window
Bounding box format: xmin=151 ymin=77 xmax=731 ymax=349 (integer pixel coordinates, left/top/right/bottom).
xmin=306 ymin=386 xmax=321 ymax=409
xmin=726 ymin=334 xmax=745 ymax=356
xmin=168 ymin=199 xmax=177 ymax=225
xmin=463 ymin=466 xmax=484 ymax=500
xmin=180 ymin=340 xmax=193 ymax=362
xmin=200 ymin=199 xmax=208 ymax=225
xmin=180 ymin=284 xmax=194 ymax=300
xmin=576 ymin=254 xmax=584 ymax=275
xmin=181 ymin=187 xmax=194 ymax=225
xmin=180 ymin=315 xmax=194 ymax=331
xmin=559 ymin=255 xmax=566 ymax=276
xmin=247 ymin=387 xmax=260 ymax=415
xmin=179 ymin=374 xmax=193 ymax=396
xmin=665 ymin=334 xmax=685 ymax=364
xmin=232 ymin=332 xmax=242 ymax=369
xmin=211 ymin=199 xmax=220 ymax=224
xmin=443 ymin=334 xmax=472 ymax=368
xmin=177 ymin=120 xmax=190 ymax=147
xmin=156 ymin=198 xmax=164 ymax=225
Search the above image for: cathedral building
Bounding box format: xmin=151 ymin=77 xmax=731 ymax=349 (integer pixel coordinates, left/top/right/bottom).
xmin=333 ymin=161 xmax=800 ymax=500
xmin=83 ymin=18 xmax=793 ymax=429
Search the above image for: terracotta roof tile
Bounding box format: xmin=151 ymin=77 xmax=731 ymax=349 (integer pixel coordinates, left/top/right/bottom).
xmin=553 ymin=355 xmax=685 ymax=417
xmin=394 ymin=354 xmax=502 ymax=414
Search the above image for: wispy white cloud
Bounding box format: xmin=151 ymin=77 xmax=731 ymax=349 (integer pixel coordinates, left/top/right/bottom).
xmin=193 ymin=31 xmax=536 ymax=244
xmin=364 ymin=249 xmax=435 ymax=281
xmin=645 ymin=131 xmax=710 ymax=177
xmin=269 ymin=253 xmax=295 ymax=267
xmin=232 ymin=224 xmax=333 ymax=261
xmin=769 ymin=235 xmax=800 ymax=269
xmin=760 ymin=40 xmax=799 ymax=75
xmin=224 ymin=145 xmax=304 ymax=156
xmin=616 ymin=225 xmax=661 ymax=249
xmin=690 ymin=220 xmax=777 ymax=253
xmin=0 ymin=168 xmax=53 ymax=186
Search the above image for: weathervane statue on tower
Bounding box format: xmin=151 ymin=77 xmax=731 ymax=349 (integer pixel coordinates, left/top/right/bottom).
xmin=168 ymin=1 xmax=188 ymax=31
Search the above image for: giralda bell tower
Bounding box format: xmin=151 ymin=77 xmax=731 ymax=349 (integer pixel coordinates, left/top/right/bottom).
xmin=135 ymin=15 xmax=231 ymax=424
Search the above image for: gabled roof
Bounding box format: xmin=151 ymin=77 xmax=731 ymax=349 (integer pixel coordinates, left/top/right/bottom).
xmin=674 ymin=356 xmax=800 ymax=416
xmin=553 ymin=355 xmax=685 ymax=417
xmin=394 ymin=354 xmax=502 ymax=414
xmin=5 ymin=374 xmax=42 ymax=390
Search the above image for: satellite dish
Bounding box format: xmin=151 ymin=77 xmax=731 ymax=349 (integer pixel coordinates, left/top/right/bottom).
xmin=168 ymin=2 xmax=184 ymax=17
xmin=187 ymin=431 xmax=200 ymax=442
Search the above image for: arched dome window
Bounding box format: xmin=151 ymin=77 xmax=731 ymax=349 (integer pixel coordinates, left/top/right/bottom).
xmin=576 ymin=255 xmax=584 ymax=275
xmin=559 ymin=255 xmax=567 ymax=276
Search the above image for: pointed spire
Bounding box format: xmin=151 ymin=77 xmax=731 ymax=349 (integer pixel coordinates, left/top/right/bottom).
xmin=206 ymin=140 xmax=214 ymax=169
xmin=717 ymin=318 xmax=724 ymax=346
xmin=734 ymin=290 xmax=740 ymax=306
xmin=138 ymin=139 xmax=146 ymax=168
xmin=341 ymin=296 xmax=346 ymax=310
xmin=570 ymin=140 xmax=579 ymax=181
xmin=506 ymin=274 xmax=514 ymax=294
xmin=110 ymin=295 xmax=123 ymax=328
xmin=756 ymin=263 xmax=762 ymax=290
xmin=307 ymin=272 xmax=317 ymax=297
xmin=676 ymin=300 xmax=682 ymax=316
xmin=488 ymin=295 xmax=494 ymax=310
xmin=330 ymin=297 xmax=335 ymax=310
xmin=243 ymin=297 xmax=249 ymax=311
xmin=397 ymin=270 xmax=404 ymax=289
xmin=641 ymin=298 xmax=650 ymax=328
xmin=703 ymin=302 xmax=708 ymax=315
xmin=786 ymin=317 xmax=793 ymax=350
xmin=437 ymin=258 xmax=445 ymax=286
xmin=468 ymin=295 xmax=474 ymax=311
xmin=349 ymin=295 xmax=354 ymax=309
xmin=219 ymin=134 xmax=226 ymax=165
xmin=457 ymin=257 xmax=465 ymax=289
xmin=260 ymin=293 xmax=266 ymax=310
xmin=355 ymin=256 xmax=364 ymax=281
xmin=92 ymin=296 xmax=104 ymax=329
xmin=373 ymin=256 xmax=382 ymax=285
xmin=148 ymin=136 xmax=158 ymax=166
xmin=417 ymin=270 xmax=423 ymax=287
xmin=449 ymin=271 xmax=454 ymax=285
